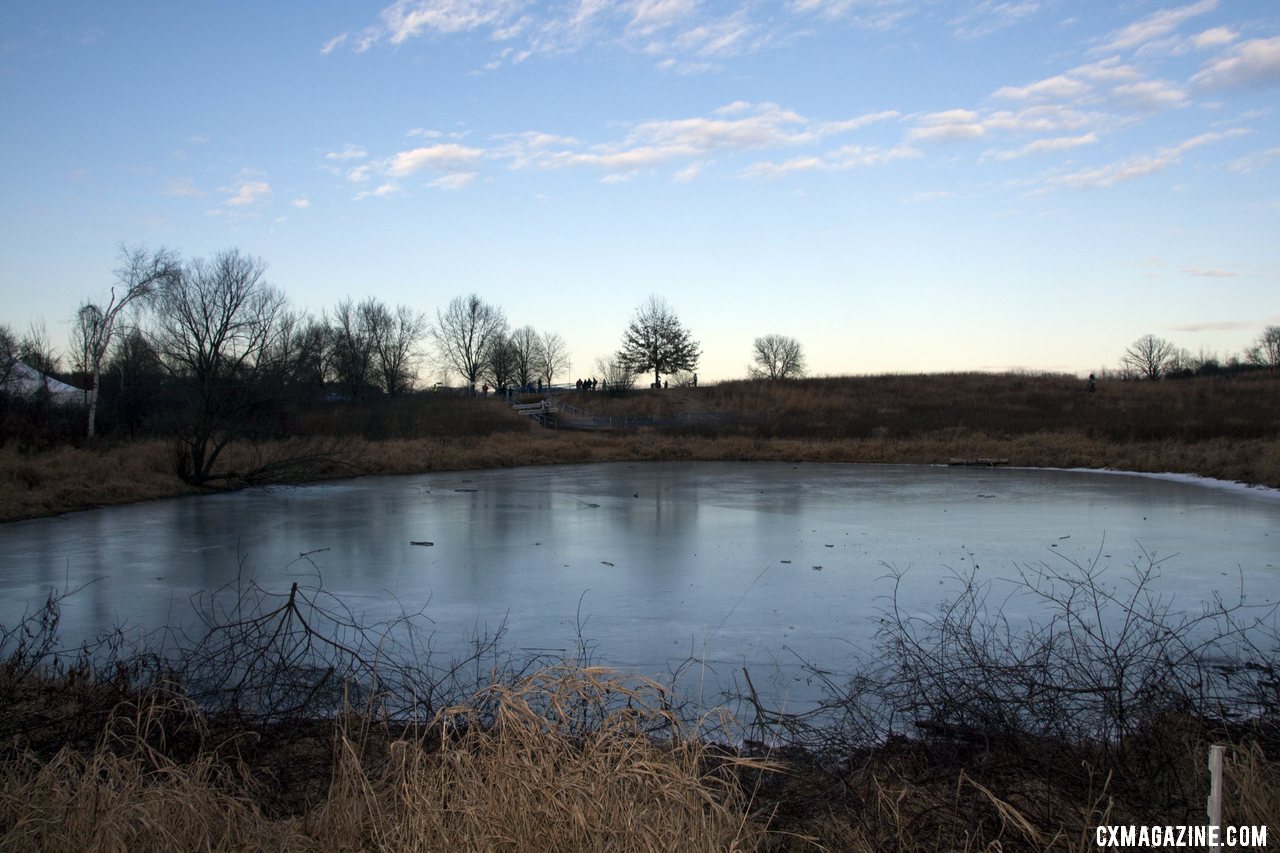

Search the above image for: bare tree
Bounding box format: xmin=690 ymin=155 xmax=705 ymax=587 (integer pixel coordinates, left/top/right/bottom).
xmin=152 ymin=249 xmax=288 ymax=484
xmin=482 ymin=334 xmax=519 ymax=391
xmin=76 ymin=247 xmax=181 ymax=438
xmin=290 ymin=316 xmax=334 ymax=389
xmin=103 ymin=328 xmax=164 ymax=436
xmin=330 ymin=298 xmax=377 ymax=399
xmin=538 ymin=330 xmax=571 ymax=388
xmin=509 ymin=326 xmax=542 ymax=389
xmin=433 ymin=294 xmax=507 ymax=394
xmin=371 ymin=303 xmax=427 ymax=397
xmin=617 ymin=295 xmax=700 ymax=389
xmin=0 ymin=324 xmax=18 ymax=391
xmin=750 ymin=334 xmax=806 ymax=380
xmin=594 ymin=355 xmax=635 ymax=392
xmin=1121 ymin=334 xmax=1176 ymax=380
xmin=1247 ymin=325 xmax=1280 ymax=369
xmin=18 ymin=321 xmax=61 ymax=379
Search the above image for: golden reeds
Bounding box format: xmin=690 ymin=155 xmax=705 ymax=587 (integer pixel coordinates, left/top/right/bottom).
xmin=1 ymin=665 xmax=773 ymax=852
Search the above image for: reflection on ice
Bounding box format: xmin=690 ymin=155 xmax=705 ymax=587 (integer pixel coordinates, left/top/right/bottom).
xmin=1 ymin=461 xmax=1276 ymax=710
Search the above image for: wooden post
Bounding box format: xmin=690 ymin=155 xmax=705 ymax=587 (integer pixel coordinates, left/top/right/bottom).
xmin=1207 ymin=743 xmax=1224 ymax=853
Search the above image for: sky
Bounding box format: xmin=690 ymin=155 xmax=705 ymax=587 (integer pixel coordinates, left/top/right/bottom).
xmin=2 ymin=0 xmax=1278 ymax=383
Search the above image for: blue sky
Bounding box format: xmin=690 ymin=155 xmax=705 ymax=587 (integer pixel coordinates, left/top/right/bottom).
xmin=2 ymin=0 xmax=1278 ymax=382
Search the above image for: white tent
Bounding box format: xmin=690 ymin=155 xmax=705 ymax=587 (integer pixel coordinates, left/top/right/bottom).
xmin=1 ymin=361 xmax=84 ymax=407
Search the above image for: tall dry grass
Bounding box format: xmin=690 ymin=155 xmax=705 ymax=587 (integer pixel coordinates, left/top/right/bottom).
xmin=5 ymin=669 xmax=1273 ymax=852
xmin=1 ymin=666 xmax=772 ymax=852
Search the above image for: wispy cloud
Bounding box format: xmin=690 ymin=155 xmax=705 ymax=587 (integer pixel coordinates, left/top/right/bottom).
xmin=325 ymin=0 xmax=771 ymax=69
xmin=673 ymin=162 xmax=703 ymax=182
xmin=506 ymin=102 xmax=900 ymax=177
xmin=1170 ymin=318 xmax=1259 ymax=332
xmin=902 ymin=190 xmax=957 ymax=204
xmin=224 ymin=179 xmax=271 ymax=206
xmin=345 ymin=143 xmax=485 ymax=196
xmin=325 ymin=144 xmax=369 ymax=161
xmin=1180 ymin=267 xmax=1236 ymax=278
xmin=788 ymin=0 xmax=912 ymax=30
xmin=334 ymin=102 xmax=912 ymax=190
xmin=908 ymin=109 xmax=986 ymax=142
xmin=162 ymin=177 xmax=204 ymax=198
xmin=429 ymin=172 xmax=478 ymax=190
xmin=950 ymin=1 xmax=1042 ymax=40
xmin=1093 ymin=0 xmax=1218 ymax=54
xmin=354 ymin=183 xmax=400 ymax=201
xmin=1228 ymin=146 xmax=1280 ymax=173
xmin=1191 ymin=37 xmax=1280 ymax=90
xmin=1111 ymin=79 xmax=1188 ymax=110
xmin=386 ymin=144 xmax=484 ymax=177
xmin=994 ymin=57 xmax=1194 ymax=114
xmin=744 ymin=143 xmax=919 ymax=178
xmin=994 ymin=74 xmax=1092 ymax=102
xmin=1049 ymin=129 xmax=1246 ymax=189
xmin=326 ymin=0 xmax=918 ymax=70
xmin=988 ymin=132 xmax=1098 ymax=161
xmin=1192 ymin=26 xmax=1237 ymax=50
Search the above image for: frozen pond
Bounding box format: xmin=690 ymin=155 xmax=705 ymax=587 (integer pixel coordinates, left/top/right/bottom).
xmin=1 ymin=462 xmax=1277 ymax=709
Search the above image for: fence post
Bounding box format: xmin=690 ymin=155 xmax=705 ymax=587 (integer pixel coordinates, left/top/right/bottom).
xmin=1207 ymin=743 xmax=1224 ymax=853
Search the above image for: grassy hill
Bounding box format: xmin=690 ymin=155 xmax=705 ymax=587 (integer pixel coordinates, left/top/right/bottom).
xmin=3 ymin=370 xmax=1278 ymax=521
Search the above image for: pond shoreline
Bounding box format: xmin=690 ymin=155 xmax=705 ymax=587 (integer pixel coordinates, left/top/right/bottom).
xmin=4 ymin=429 xmax=1280 ymax=523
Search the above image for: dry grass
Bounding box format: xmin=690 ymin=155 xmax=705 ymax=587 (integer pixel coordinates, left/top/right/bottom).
xmin=4 ymin=371 xmax=1279 ymax=522
xmin=1 ymin=666 xmax=773 ymax=852
xmin=0 ymin=440 xmax=197 ymax=522
xmin=5 ymin=429 xmax=1280 ymax=523
xmin=4 ymin=667 xmax=1274 ymax=852
xmin=309 ymin=666 xmax=771 ymax=852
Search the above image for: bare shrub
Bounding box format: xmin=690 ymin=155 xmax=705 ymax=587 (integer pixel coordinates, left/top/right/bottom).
xmin=740 ymin=546 xmax=1280 ymax=837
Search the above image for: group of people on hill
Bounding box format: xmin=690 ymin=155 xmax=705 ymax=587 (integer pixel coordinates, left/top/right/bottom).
xmin=576 ymin=377 xmax=598 ymax=391
xmin=478 ymin=379 xmax=545 ymax=398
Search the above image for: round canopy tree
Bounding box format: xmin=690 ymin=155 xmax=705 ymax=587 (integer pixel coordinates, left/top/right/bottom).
xmin=617 ymin=296 xmax=701 ymax=389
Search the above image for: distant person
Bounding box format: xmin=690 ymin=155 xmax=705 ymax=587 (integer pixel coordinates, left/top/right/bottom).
xmin=1087 ymin=373 xmax=1097 ymax=393
xmin=576 ymin=378 xmax=583 ymax=390
xmin=692 ymin=373 xmax=697 ymax=387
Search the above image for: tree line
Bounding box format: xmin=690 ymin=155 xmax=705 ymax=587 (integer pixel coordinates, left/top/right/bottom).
xmin=8 ymin=245 xmax=1275 ymax=474
xmin=0 ymin=247 xmax=583 ymax=480
xmin=1117 ymin=329 xmax=1280 ymax=381
xmin=1 ymin=246 xmax=814 ymax=425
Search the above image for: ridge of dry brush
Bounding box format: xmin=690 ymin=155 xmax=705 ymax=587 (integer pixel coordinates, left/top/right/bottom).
xmin=4 ymin=371 xmax=1280 ymax=522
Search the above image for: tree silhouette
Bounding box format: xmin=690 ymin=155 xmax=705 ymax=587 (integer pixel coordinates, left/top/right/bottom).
xmin=433 ymin=294 xmax=508 ymax=394
xmin=1121 ymin=334 xmax=1176 ymax=380
xmin=617 ymin=296 xmax=700 ymax=389
xmin=750 ymin=334 xmax=806 ymax=380
xmin=1248 ymin=325 xmax=1280 ymax=369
